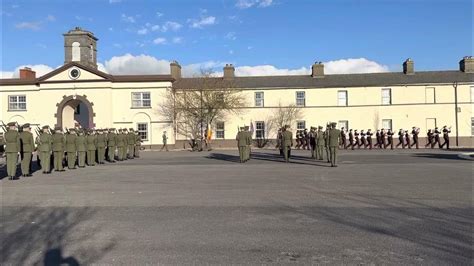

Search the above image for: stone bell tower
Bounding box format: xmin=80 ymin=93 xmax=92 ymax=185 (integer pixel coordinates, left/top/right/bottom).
xmin=63 ymin=27 xmax=98 ymax=69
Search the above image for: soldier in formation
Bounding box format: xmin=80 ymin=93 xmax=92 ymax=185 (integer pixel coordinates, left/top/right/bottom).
xmin=1 ymin=124 xmax=142 ymax=180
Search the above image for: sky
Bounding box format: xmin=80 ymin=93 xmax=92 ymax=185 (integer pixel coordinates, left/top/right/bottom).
xmin=0 ymin=0 xmax=472 ymax=78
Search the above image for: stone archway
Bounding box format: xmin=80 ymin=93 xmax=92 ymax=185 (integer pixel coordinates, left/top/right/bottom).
xmin=55 ymin=95 xmax=95 ymax=129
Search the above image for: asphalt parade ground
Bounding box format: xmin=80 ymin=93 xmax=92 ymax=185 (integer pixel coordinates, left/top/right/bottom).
xmin=0 ymin=149 xmax=472 ymax=265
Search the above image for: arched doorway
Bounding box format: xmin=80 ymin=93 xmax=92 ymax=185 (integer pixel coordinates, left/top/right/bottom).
xmin=55 ymin=95 xmax=95 ymax=129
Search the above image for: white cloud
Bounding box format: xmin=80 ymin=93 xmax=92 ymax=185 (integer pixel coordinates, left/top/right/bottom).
xmin=156 ymin=11 xmax=164 ymax=17
xmin=137 ymin=28 xmax=148 ymax=35
xmin=229 ymin=50 xmax=234 ymax=55
xmin=15 ymin=21 xmax=42 ymax=30
xmin=225 ymin=32 xmax=237 ymax=40
xmin=109 ymin=0 xmax=121 ymax=3
xmin=189 ymin=16 xmax=216 ymax=29
xmin=153 ymin=37 xmax=167 ymax=45
xmin=162 ymin=21 xmax=182 ymax=32
xmin=324 ymin=58 xmax=389 ymax=74
xmin=151 ymin=24 xmax=161 ymax=31
xmin=121 ymin=14 xmax=136 ymax=23
xmin=103 ymin=54 xmax=171 ymax=75
xmin=0 ymin=64 xmax=55 ymax=79
xmin=236 ymin=0 xmax=274 ymax=9
xmin=46 ymin=15 xmax=56 ymax=22
xmin=172 ymin=37 xmax=183 ymax=44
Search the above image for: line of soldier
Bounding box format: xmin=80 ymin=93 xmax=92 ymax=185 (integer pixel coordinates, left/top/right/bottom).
xmin=1 ymin=122 xmax=142 ymax=180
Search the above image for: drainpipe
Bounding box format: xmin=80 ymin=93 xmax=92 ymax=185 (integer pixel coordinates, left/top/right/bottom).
xmin=453 ymin=82 xmax=459 ymax=146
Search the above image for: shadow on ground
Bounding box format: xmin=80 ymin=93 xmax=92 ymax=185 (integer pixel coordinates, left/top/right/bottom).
xmin=411 ymin=153 xmax=469 ymax=161
xmin=206 ymin=152 xmax=333 ymax=167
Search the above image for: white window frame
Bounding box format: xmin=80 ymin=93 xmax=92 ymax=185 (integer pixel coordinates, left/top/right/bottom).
xmin=425 ymin=87 xmax=436 ymax=104
xmin=136 ymin=122 xmax=148 ymax=141
xmin=338 ymin=120 xmax=349 ymax=130
xmin=296 ymin=120 xmax=306 ymax=131
xmin=216 ymin=121 xmax=225 ymax=139
xmin=296 ymin=91 xmax=305 ymax=107
xmin=470 ymin=86 xmax=474 ymax=103
xmin=255 ymin=91 xmax=264 ymax=107
xmin=337 ymin=90 xmax=348 ymax=106
xmin=8 ymin=95 xmax=27 ymax=111
xmin=131 ymin=92 xmax=151 ymax=108
xmin=255 ymin=121 xmax=265 ymax=139
xmin=382 ymin=119 xmax=392 ymax=130
xmin=72 ymin=42 xmax=80 ymax=61
xmin=471 ymin=117 xmax=474 ymax=136
xmin=381 ymin=88 xmax=392 ymax=105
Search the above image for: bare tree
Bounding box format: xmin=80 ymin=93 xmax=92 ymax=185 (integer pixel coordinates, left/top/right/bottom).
xmin=160 ymin=69 xmax=247 ymax=148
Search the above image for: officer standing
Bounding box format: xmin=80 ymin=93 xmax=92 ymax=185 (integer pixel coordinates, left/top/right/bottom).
xmin=127 ymin=128 xmax=135 ymax=159
xmin=281 ymin=125 xmax=293 ymax=163
xmin=52 ymin=127 xmax=66 ymax=172
xmin=96 ymin=129 xmax=107 ymax=164
xmin=19 ymin=123 xmax=34 ymax=177
xmin=37 ymin=126 xmax=52 ymax=174
xmin=316 ymin=126 xmax=325 ymax=160
xmin=161 ymin=131 xmax=169 ymax=151
xmin=134 ymin=130 xmax=142 ymax=158
xmin=76 ymin=130 xmax=87 ymax=167
xmin=107 ymin=128 xmax=117 ymax=162
xmin=245 ymin=125 xmax=252 ymax=161
xmin=236 ymin=127 xmax=246 ymax=163
xmin=65 ymin=128 xmax=77 ymax=169
xmin=86 ymin=129 xmax=97 ymax=166
xmin=328 ymin=122 xmax=341 ymax=167
xmin=4 ymin=122 xmax=20 ymax=180
xmin=309 ymin=127 xmax=317 ymax=159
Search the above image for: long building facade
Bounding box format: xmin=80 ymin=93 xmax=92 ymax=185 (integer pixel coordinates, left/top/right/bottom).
xmin=1 ymin=28 xmax=473 ymax=148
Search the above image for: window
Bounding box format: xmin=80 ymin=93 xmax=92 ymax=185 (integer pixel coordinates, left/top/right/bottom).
xmin=381 ymin=88 xmax=392 ymax=105
xmin=255 ymin=121 xmax=265 ymax=139
xmin=382 ymin=119 xmax=392 ymax=130
xmin=136 ymin=123 xmax=148 ymax=141
xmin=425 ymin=87 xmax=435 ymax=103
xmin=296 ymin=91 xmax=305 ymax=106
xmin=131 ymin=92 xmax=151 ymax=108
xmin=470 ymin=86 xmax=474 ymax=102
xmin=338 ymin=120 xmax=349 ymax=130
xmin=72 ymin=42 xmax=80 ymax=61
xmin=8 ymin=95 xmax=27 ymax=110
xmin=216 ymin=122 xmax=225 ymax=139
xmin=255 ymin=91 xmax=264 ymax=107
xmin=338 ymin=90 xmax=348 ymax=106
xmin=296 ymin=120 xmax=306 ymax=134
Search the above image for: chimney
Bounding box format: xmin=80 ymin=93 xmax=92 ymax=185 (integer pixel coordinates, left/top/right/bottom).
xmin=311 ymin=62 xmax=324 ymax=78
xmin=459 ymin=56 xmax=474 ymax=73
xmin=170 ymin=60 xmax=182 ymax=79
xmin=223 ymin=64 xmax=235 ymax=79
xmin=403 ymin=58 xmax=414 ymax=75
xmin=19 ymin=67 xmax=36 ymax=80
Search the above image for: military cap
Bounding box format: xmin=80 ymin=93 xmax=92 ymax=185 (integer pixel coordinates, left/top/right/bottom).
xmin=129 ymin=128 xmax=134 ymax=131
xmin=318 ymin=126 xmax=323 ymax=129
xmin=54 ymin=126 xmax=62 ymax=131
xmin=109 ymin=128 xmax=115 ymax=131
xmin=331 ymin=122 xmax=337 ymax=126
xmin=42 ymin=125 xmax=50 ymax=129
xmin=7 ymin=122 xmax=16 ymax=127
xmin=69 ymin=128 xmax=75 ymax=131
xmin=22 ymin=123 xmax=31 ymax=128
xmin=118 ymin=128 xmax=122 ymax=132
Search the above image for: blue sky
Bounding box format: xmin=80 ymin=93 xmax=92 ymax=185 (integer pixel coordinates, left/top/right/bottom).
xmin=0 ymin=0 xmax=472 ymax=77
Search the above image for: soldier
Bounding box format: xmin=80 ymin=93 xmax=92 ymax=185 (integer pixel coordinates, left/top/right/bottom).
xmin=127 ymin=128 xmax=135 ymax=159
xmin=348 ymin=129 xmax=354 ymax=150
xmin=366 ymin=129 xmax=373 ymax=149
xmin=354 ymin=130 xmax=360 ymax=149
xmin=425 ymin=129 xmax=434 ymax=148
xmin=107 ymin=128 xmax=117 ymax=162
xmin=134 ymin=130 xmax=142 ymax=158
xmin=440 ymin=126 xmax=451 ymax=149
xmin=404 ymin=130 xmax=411 ymax=149
xmin=245 ymin=125 xmax=252 ymax=161
xmin=328 ymin=122 xmax=341 ymax=167
xmin=411 ymin=127 xmax=420 ymax=149
xmin=374 ymin=130 xmax=381 ymax=148
xmin=37 ymin=126 xmax=53 ymax=174
xmin=324 ymin=125 xmax=330 ymax=163
xmin=340 ymin=127 xmax=347 ymax=149
xmin=316 ymin=126 xmax=325 ymax=160
xmin=387 ymin=129 xmax=394 ymax=150
xmin=309 ymin=127 xmax=317 ymax=159
xmin=4 ymin=122 xmax=20 ymax=180
xmin=0 ymin=132 xmax=5 ymax=157
xmin=303 ymin=128 xmax=309 ymax=150
xmin=236 ymin=127 xmax=246 ymax=163
xmin=396 ymin=129 xmax=405 ymax=148
xmin=360 ymin=130 xmax=367 ymax=149
xmin=432 ymin=127 xmax=441 ymax=148
xmin=65 ymin=128 xmax=77 ymax=169
xmin=116 ymin=129 xmax=125 ymax=161
xmin=76 ymin=130 xmax=87 ymax=167
xmin=277 ymin=128 xmax=283 ymax=156
xmin=281 ymin=125 xmax=293 ymax=163
xmin=161 ymin=131 xmax=169 ymax=151
xmin=52 ymin=127 xmax=66 ymax=172
xmin=96 ymin=129 xmax=107 ymax=164
xmin=19 ymin=123 xmax=34 ymax=177
xmin=380 ymin=129 xmax=387 ymax=149
xmin=122 ymin=128 xmax=129 ymax=160
xmin=86 ymin=129 xmax=97 ymax=166
xmin=295 ymin=130 xmax=301 ymax=149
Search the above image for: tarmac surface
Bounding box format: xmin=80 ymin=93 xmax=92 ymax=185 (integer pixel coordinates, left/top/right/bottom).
xmin=0 ymin=148 xmax=472 ymax=265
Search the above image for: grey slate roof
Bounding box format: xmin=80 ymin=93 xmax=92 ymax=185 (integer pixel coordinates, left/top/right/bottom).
xmin=174 ymin=71 xmax=474 ymax=89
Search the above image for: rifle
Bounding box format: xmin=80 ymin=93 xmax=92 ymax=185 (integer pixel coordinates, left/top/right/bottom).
xmin=15 ymin=121 xmax=23 ymax=132
xmin=0 ymin=121 xmax=7 ymax=132
xmin=65 ymin=127 xmax=70 ymax=134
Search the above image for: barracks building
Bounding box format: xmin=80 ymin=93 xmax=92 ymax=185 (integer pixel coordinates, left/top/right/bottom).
xmin=1 ymin=28 xmax=473 ymax=148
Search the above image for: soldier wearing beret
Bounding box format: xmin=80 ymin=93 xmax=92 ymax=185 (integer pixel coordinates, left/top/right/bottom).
xmin=107 ymin=128 xmax=117 ymax=162
xmin=116 ymin=129 xmax=125 ymax=161
xmin=4 ymin=122 xmax=20 ymax=180
xmin=127 ymin=128 xmax=135 ymax=159
xmin=328 ymin=122 xmax=341 ymax=167
xmin=316 ymin=126 xmax=325 ymax=160
xmin=86 ymin=129 xmax=97 ymax=166
xmin=52 ymin=126 xmax=66 ymax=172
xmin=122 ymin=128 xmax=129 ymax=160
xmin=65 ymin=128 xmax=77 ymax=169
xmin=96 ymin=129 xmax=107 ymax=164
xmin=75 ymin=129 xmax=87 ymax=167
xmin=19 ymin=123 xmax=34 ymax=177
xmin=36 ymin=126 xmax=53 ymax=174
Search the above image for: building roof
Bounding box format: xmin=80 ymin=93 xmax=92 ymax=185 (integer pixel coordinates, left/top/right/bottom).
xmin=0 ymin=62 xmax=174 ymax=86
xmin=174 ymin=70 xmax=474 ymax=89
